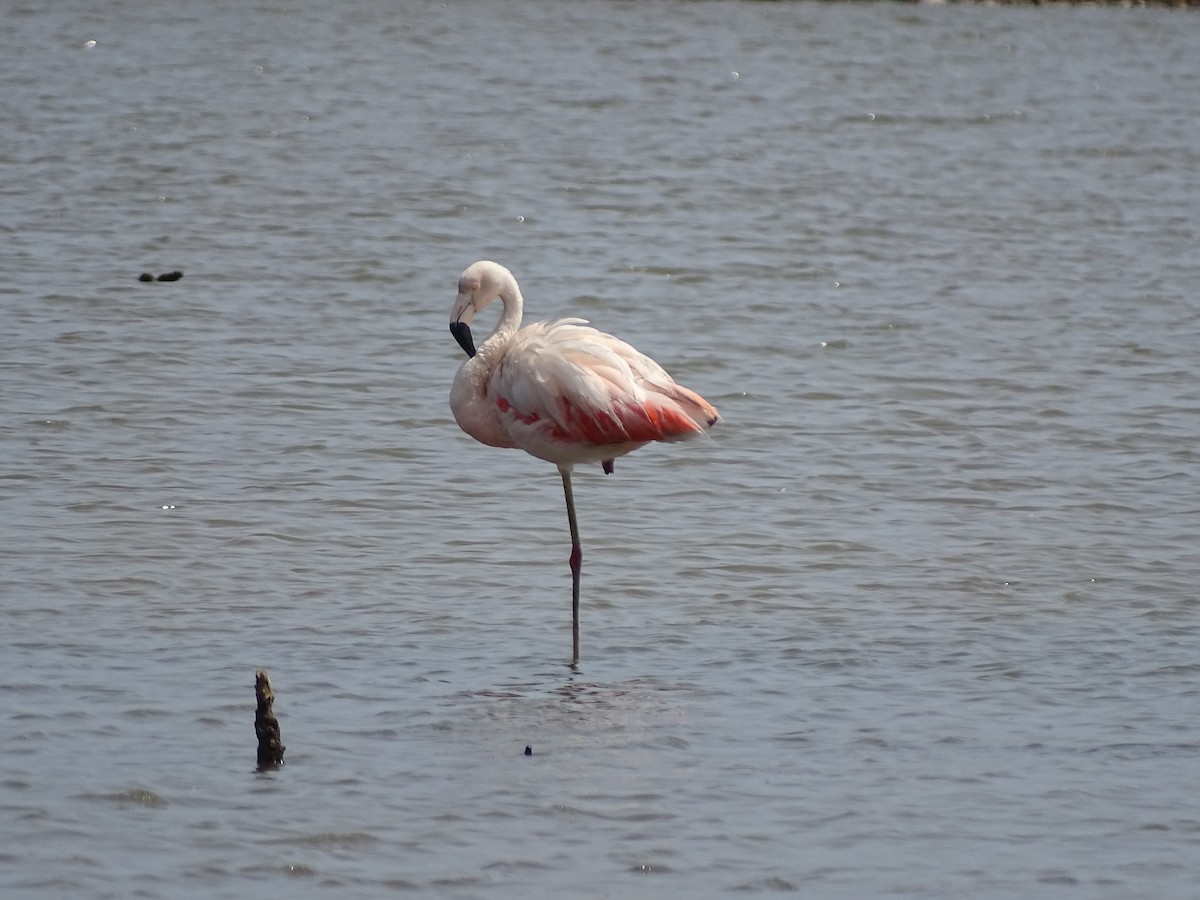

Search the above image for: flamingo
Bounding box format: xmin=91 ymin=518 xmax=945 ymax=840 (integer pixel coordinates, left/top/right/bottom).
xmin=448 ymin=260 xmax=719 ymax=663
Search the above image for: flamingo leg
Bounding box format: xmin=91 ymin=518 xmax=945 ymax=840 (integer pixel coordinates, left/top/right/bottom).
xmin=559 ymin=465 xmax=582 ymax=664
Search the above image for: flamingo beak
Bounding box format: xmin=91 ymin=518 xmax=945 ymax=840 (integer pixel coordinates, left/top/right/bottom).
xmin=449 ymin=321 xmax=476 ymax=358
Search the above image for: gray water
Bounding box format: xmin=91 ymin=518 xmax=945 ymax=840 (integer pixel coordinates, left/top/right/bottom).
xmin=3 ymin=1 xmax=1199 ymax=897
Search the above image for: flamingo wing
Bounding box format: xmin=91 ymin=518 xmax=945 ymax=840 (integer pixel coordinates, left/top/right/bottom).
xmin=489 ymin=319 xmax=717 ymax=454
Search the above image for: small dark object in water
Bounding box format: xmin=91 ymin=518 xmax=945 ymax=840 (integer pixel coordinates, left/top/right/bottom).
xmin=138 ymin=273 xmax=154 ymax=282
xmin=524 ymin=745 xmax=532 ymax=756
xmin=255 ymin=669 xmax=286 ymax=769
xmin=156 ymin=270 xmax=183 ymax=282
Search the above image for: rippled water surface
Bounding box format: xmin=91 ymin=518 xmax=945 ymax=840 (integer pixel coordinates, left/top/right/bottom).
xmin=3 ymin=1 xmax=1199 ymax=897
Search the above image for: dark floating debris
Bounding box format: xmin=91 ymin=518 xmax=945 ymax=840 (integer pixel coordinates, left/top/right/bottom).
xmin=137 ymin=271 xmax=183 ymax=282
xmin=524 ymin=745 xmax=532 ymax=757
xmin=255 ymin=669 xmax=286 ymax=770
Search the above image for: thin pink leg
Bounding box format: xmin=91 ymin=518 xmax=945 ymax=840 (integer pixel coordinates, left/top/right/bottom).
xmin=559 ymin=466 xmax=581 ymax=664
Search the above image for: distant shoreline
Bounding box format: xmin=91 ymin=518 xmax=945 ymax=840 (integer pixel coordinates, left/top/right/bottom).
xmin=893 ymin=0 xmax=1197 ymax=6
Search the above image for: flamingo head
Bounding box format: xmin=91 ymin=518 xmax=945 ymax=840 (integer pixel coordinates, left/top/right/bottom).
xmin=449 ymin=260 xmax=515 ymax=359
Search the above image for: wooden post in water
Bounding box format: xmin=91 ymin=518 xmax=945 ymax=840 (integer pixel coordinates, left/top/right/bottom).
xmin=254 ymin=669 xmax=285 ymax=769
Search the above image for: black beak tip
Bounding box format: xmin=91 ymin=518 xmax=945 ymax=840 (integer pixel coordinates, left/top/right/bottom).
xmin=449 ymin=321 xmax=477 ymax=358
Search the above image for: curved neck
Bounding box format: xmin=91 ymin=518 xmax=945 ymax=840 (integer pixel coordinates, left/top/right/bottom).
xmin=479 ymin=275 xmax=525 ymax=357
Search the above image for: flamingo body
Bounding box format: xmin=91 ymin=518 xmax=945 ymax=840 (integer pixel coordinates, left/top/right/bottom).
xmin=448 ymin=260 xmax=719 ymax=661
xmin=454 ymin=318 xmax=715 ymax=467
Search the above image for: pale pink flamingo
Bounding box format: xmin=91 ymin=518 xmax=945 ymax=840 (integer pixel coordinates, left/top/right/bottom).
xmin=448 ymin=260 xmax=720 ymax=663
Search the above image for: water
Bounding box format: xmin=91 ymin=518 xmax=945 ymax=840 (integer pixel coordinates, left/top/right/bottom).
xmin=3 ymin=1 xmax=1199 ymax=897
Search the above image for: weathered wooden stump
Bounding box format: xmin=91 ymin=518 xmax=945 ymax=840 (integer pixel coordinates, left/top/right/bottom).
xmin=254 ymin=669 xmax=285 ymax=769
